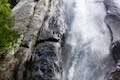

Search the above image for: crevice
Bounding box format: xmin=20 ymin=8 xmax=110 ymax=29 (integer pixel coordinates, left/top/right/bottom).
xmin=39 ymin=38 xmax=59 ymax=43
xmin=35 ymin=38 xmax=59 ymax=46
xmin=104 ymin=2 xmax=114 ymax=43
xmin=34 ymin=0 xmax=39 ymax=2
xmin=106 ymin=24 xmax=113 ymax=42
xmin=43 ymin=15 xmax=49 ymax=21
xmin=20 ymin=43 xmax=29 ymax=48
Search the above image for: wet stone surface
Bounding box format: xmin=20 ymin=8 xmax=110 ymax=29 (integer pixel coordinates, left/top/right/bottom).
xmin=24 ymin=42 xmax=62 ymax=80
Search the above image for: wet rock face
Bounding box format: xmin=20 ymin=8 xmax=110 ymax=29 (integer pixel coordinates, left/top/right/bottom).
xmin=104 ymin=0 xmax=120 ymax=65
xmin=104 ymin=0 xmax=120 ymax=42
xmin=22 ymin=0 xmax=66 ymax=79
xmin=108 ymin=41 xmax=120 ymax=80
xmin=104 ymin=0 xmax=120 ymax=80
xmin=111 ymin=41 xmax=120 ymax=63
xmin=24 ymin=43 xmax=62 ymax=80
xmin=0 ymin=0 xmax=66 ymax=80
xmin=104 ymin=0 xmax=120 ymax=16
xmin=12 ymin=0 xmax=66 ymax=80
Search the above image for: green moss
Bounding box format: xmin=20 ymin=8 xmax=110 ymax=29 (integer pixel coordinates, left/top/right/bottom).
xmin=0 ymin=0 xmax=19 ymax=53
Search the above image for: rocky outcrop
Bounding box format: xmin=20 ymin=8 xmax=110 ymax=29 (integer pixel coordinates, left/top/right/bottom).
xmin=104 ymin=0 xmax=120 ymax=42
xmin=24 ymin=42 xmax=62 ymax=80
xmin=104 ymin=0 xmax=120 ymax=80
xmin=108 ymin=41 xmax=120 ymax=80
xmin=0 ymin=0 xmax=67 ymax=80
xmin=14 ymin=0 xmax=66 ymax=80
xmin=111 ymin=41 xmax=120 ymax=63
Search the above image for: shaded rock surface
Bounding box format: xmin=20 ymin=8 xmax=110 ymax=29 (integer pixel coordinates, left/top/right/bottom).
xmin=0 ymin=0 xmax=67 ymax=80
xmin=108 ymin=41 xmax=120 ymax=80
xmin=104 ymin=0 xmax=120 ymax=42
xmin=15 ymin=0 xmax=66 ymax=79
xmin=104 ymin=0 xmax=120 ymax=80
xmin=24 ymin=42 xmax=62 ymax=80
xmin=1 ymin=0 xmax=120 ymax=80
xmin=9 ymin=0 xmax=20 ymax=8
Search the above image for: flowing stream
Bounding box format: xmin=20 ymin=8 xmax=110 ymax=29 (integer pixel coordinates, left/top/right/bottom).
xmin=63 ymin=0 xmax=114 ymax=80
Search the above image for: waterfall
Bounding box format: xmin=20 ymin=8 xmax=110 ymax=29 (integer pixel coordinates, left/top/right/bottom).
xmin=63 ymin=0 xmax=114 ymax=80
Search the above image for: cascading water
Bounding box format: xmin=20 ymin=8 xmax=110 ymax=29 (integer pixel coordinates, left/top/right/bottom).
xmin=63 ymin=0 xmax=115 ymax=80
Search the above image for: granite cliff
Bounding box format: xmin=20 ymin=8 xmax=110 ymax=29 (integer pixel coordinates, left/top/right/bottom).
xmin=1 ymin=0 xmax=120 ymax=80
xmin=0 ymin=0 xmax=67 ymax=80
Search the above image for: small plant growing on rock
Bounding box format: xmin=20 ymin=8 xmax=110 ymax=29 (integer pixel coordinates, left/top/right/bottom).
xmin=0 ymin=0 xmax=19 ymax=56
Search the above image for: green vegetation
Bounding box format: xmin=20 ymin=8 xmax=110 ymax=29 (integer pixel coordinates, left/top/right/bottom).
xmin=8 ymin=0 xmax=18 ymax=8
xmin=0 ymin=0 xmax=19 ymax=52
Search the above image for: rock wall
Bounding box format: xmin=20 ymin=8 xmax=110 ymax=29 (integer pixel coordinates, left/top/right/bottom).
xmin=104 ymin=0 xmax=120 ymax=80
xmin=104 ymin=0 xmax=120 ymax=42
xmin=0 ymin=0 xmax=67 ymax=80
xmin=1 ymin=0 xmax=120 ymax=80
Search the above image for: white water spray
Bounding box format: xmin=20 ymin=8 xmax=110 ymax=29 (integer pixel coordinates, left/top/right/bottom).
xmin=63 ymin=0 xmax=114 ymax=80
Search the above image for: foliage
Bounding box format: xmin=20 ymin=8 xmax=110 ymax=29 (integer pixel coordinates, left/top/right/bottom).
xmin=0 ymin=0 xmax=19 ymax=51
xmin=8 ymin=0 xmax=18 ymax=8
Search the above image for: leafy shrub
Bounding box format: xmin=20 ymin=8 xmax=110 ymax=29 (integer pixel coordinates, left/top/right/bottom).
xmin=0 ymin=0 xmax=19 ymax=51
